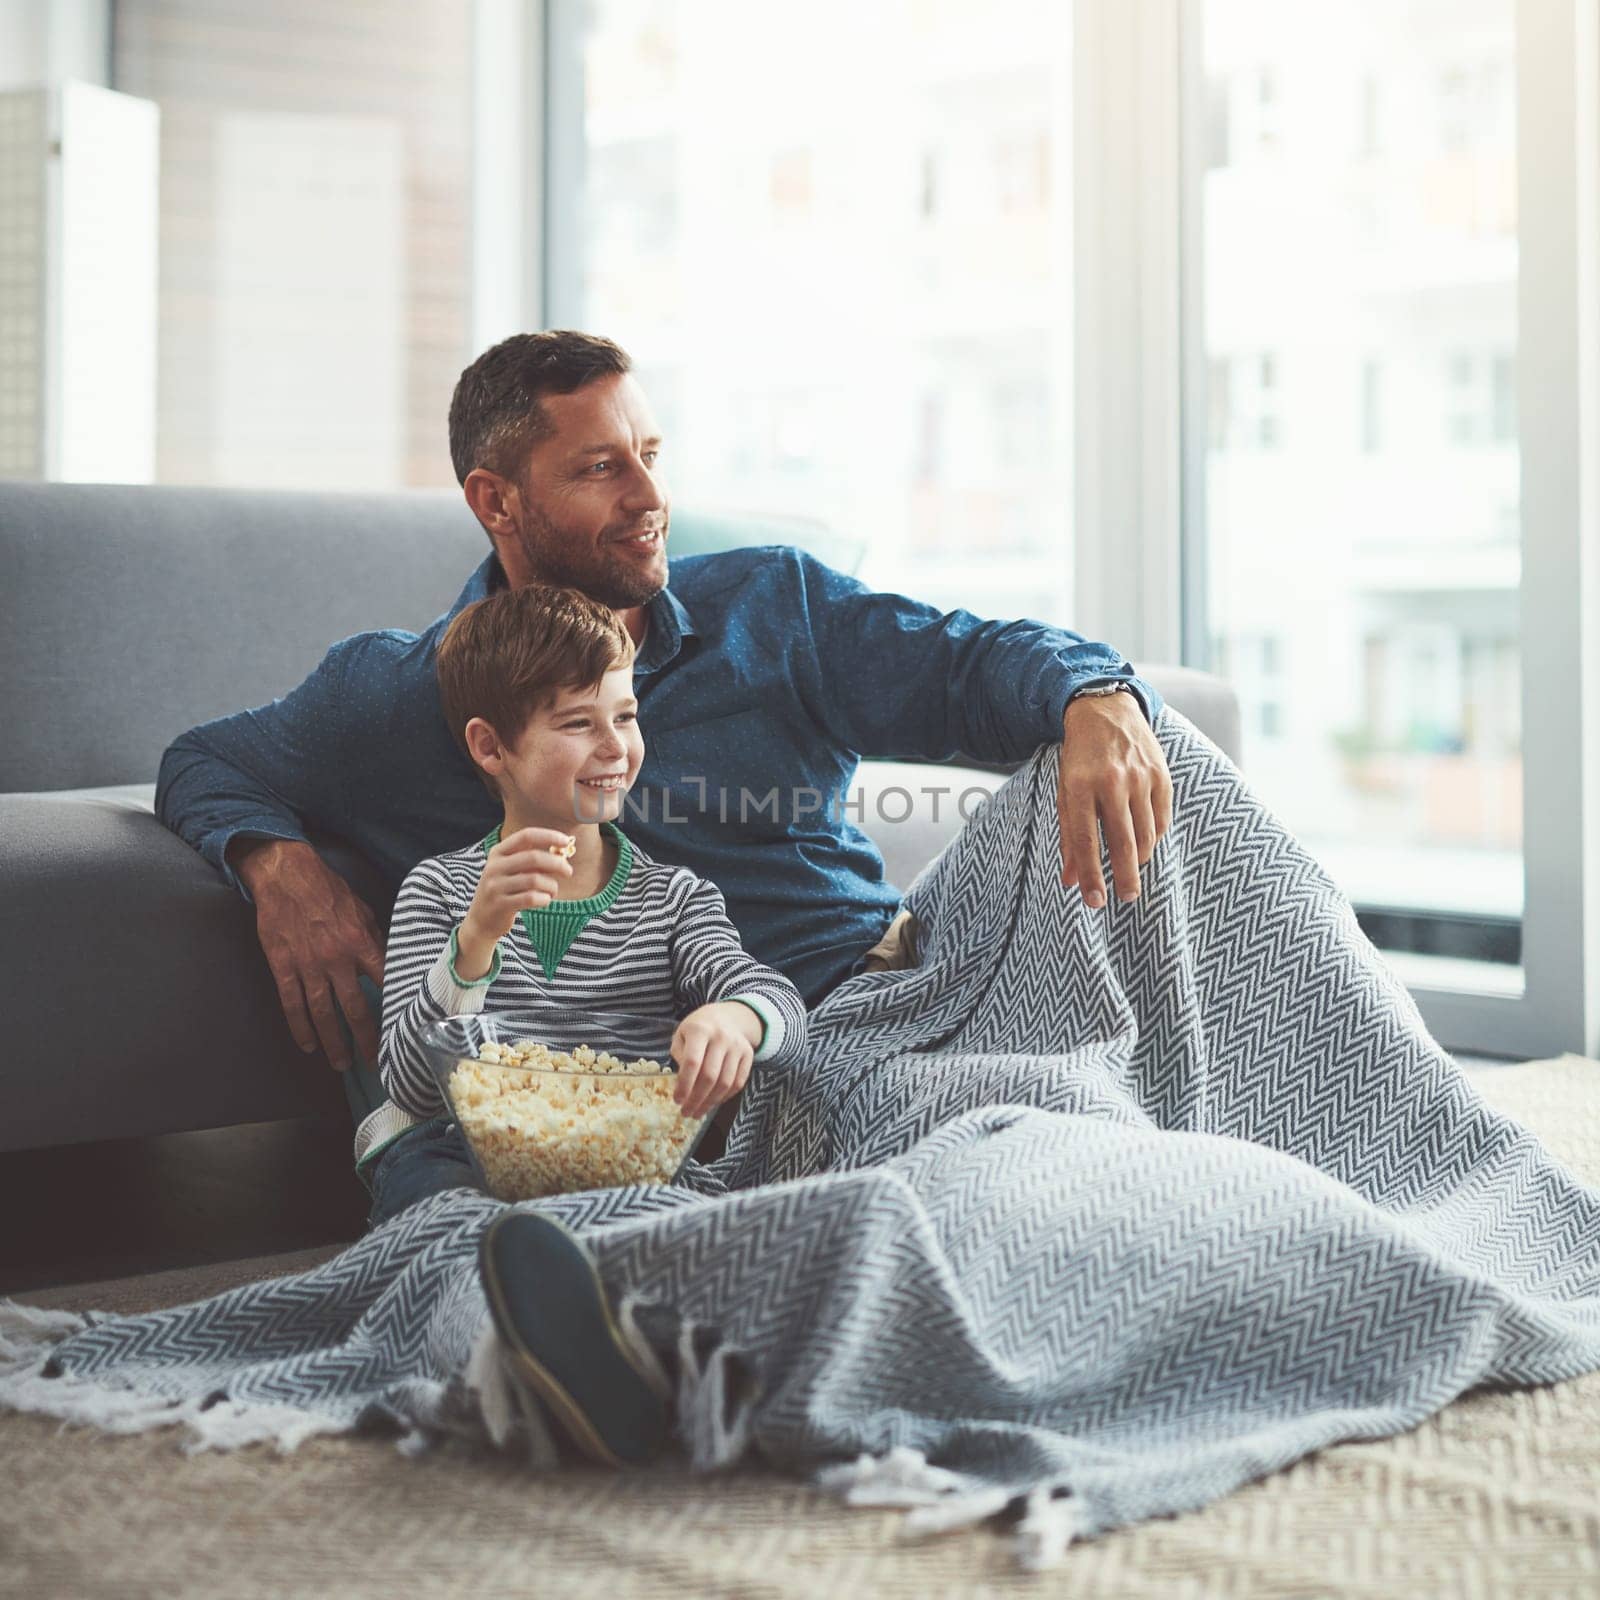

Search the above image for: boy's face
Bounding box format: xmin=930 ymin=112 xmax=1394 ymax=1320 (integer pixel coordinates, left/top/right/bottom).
xmin=472 ymin=666 xmax=644 ymax=826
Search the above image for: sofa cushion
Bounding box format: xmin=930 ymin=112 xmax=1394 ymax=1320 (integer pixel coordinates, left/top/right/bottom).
xmin=0 ymin=483 xmax=864 ymax=795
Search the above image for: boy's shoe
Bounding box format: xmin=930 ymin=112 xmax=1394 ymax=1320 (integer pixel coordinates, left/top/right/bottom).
xmin=477 ymin=1210 xmax=672 ymax=1468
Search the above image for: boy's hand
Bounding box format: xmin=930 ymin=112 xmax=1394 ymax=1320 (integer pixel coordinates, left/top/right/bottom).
xmin=671 ymin=1002 xmax=761 ymax=1120
xmin=458 ymin=827 xmax=575 ymax=970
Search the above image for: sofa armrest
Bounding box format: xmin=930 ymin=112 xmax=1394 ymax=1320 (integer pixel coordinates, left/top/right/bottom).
xmin=857 ymin=662 xmax=1241 ymax=892
xmin=0 ymin=794 xmax=360 ymax=1151
xmin=1138 ymin=664 xmax=1241 ymax=767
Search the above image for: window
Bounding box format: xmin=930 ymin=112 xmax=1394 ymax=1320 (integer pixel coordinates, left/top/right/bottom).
xmin=111 ymin=1 xmax=473 ymax=488
xmin=1202 ymin=0 xmax=1521 ymax=969
xmin=1491 ymin=352 xmax=1515 ymax=444
xmin=1206 ymin=75 xmax=1231 ymax=168
xmin=1436 ymin=60 xmax=1513 ymax=155
xmin=1361 ymin=359 xmax=1383 ymax=452
xmin=562 ymin=0 xmax=1076 ymax=623
xmin=1235 ymin=632 xmax=1289 ymax=745
xmin=1357 ymin=74 xmax=1382 ymax=160
xmin=1253 ymin=68 xmax=1283 ymax=154
xmin=1208 ymin=351 xmax=1281 ymax=451
xmin=1446 ymin=350 xmax=1517 ymax=447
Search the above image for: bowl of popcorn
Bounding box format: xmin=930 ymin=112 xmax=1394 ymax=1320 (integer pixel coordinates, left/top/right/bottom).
xmin=417 ymin=1007 xmax=712 ymax=1201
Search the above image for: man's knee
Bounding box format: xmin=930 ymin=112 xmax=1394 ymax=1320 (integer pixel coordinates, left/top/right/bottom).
xmin=862 ymin=908 xmax=921 ymax=972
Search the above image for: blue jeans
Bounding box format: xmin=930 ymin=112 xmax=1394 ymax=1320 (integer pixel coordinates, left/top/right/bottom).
xmin=336 ymin=974 xmax=395 ymax=1123
xmin=365 ymin=1116 xmax=487 ymax=1230
xmin=333 ymin=973 xmax=487 ymax=1230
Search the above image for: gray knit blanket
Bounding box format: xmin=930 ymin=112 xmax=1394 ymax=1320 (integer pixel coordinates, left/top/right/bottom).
xmin=6 ymin=706 xmax=1600 ymax=1571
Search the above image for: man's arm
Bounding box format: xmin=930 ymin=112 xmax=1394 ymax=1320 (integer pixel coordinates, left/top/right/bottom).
xmin=789 ymin=550 xmax=1165 ymax=767
xmin=155 ymin=639 xmax=356 ymax=901
xmin=789 ymin=550 xmax=1177 ymax=907
xmin=154 ymin=637 xmax=388 ymax=1070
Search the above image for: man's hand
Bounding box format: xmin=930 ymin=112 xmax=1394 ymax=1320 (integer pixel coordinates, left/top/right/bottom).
xmin=231 ymin=837 xmax=388 ymax=1071
xmin=1058 ymin=692 xmax=1174 ymax=908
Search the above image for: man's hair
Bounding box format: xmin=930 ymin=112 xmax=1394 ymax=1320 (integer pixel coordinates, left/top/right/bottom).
xmin=436 ymin=583 xmax=637 ymax=798
xmin=448 ymin=330 xmax=633 ymax=487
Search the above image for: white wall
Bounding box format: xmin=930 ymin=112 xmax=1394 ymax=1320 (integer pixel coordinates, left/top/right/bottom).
xmin=0 ymin=0 xmax=108 ymax=91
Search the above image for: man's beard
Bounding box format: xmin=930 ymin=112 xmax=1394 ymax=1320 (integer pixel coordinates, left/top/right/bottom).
xmin=511 ymin=497 xmax=668 ymax=609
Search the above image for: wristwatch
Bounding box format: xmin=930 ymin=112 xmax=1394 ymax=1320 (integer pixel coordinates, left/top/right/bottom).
xmin=1074 ymin=682 xmax=1135 ymax=703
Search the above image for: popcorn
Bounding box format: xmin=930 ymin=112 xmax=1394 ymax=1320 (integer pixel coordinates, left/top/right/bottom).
xmin=446 ymin=1037 xmax=704 ymax=1200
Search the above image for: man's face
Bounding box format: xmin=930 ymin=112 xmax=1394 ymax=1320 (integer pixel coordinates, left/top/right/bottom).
xmin=506 ymin=373 xmax=670 ymax=609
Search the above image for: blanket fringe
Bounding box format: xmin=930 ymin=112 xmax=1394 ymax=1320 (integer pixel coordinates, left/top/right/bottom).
xmin=901 ymin=1487 xmax=1015 ymax=1533
xmin=817 ymin=1444 xmax=973 ymax=1507
xmin=614 ymin=1291 xmax=675 ymax=1405
xmin=463 ymin=1316 xmax=560 ymax=1470
xmin=0 ymin=1297 xmax=354 ymax=1454
xmin=817 ymin=1447 xmax=1082 ymax=1570
xmin=673 ymin=1316 xmax=757 ymax=1472
xmin=1 ymin=1367 xmax=190 ymax=1434
xmin=179 ymin=1400 xmax=351 ymax=1455
xmin=1013 ymin=1483 xmax=1086 ymax=1571
xmin=0 ymin=1362 xmax=351 ymax=1455
xmin=0 ymin=1299 xmax=91 ymax=1364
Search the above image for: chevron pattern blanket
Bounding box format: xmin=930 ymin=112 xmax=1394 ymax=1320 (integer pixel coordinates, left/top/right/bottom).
xmin=5 ymin=707 xmax=1599 ymax=1571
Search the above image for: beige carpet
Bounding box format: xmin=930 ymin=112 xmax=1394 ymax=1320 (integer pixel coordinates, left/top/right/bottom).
xmin=5 ymin=1056 xmax=1599 ymax=1600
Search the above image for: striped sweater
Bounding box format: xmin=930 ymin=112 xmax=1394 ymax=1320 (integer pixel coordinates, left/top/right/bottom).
xmin=378 ymin=820 xmax=809 ymax=1122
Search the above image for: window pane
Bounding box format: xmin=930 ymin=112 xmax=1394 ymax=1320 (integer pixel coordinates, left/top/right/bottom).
xmin=112 ymin=1 xmax=472 ymax=488
xmin=573 ymin=0 xmax=1075 ymax=620
xmin=1202 ymin=0 xmax=1521 ymax=977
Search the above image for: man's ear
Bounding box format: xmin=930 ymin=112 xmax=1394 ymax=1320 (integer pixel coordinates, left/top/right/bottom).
xmin=463 ymin=468 xmax=519 ymax=542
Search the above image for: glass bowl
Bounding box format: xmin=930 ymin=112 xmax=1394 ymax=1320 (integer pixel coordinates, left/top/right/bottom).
xmin=417 ymin=1006 xmax=712 ymax=1200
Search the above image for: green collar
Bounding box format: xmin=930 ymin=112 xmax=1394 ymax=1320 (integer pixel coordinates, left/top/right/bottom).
xmin=477 ymin=822 xmax=634 ymax=983
xmin=473 ymin=825 xmax=630 ymax=915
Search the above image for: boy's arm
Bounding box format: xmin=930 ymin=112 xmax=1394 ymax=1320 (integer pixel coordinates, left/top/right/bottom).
xmin=669 ymin=877 xmax=809 ymax=1071
xmin=379 ymin=861 xmax=506 ymax=1119
xmin=791 ymin=549 xmax=1165 ymax=767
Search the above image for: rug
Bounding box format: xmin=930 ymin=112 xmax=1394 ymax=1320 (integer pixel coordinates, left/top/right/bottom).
xmin=4 ymin=1058 xmax=1596 ymax=1600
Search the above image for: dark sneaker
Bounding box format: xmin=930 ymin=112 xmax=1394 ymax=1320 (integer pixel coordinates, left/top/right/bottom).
xmin=477 ymin=1210 xmax=671 ymax=1468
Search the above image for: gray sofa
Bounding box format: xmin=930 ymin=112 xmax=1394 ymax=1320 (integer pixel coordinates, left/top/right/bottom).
xmin=0 ymin=481 xmax=1241 ymax=1154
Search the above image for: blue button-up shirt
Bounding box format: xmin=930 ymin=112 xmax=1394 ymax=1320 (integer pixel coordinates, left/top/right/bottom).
xmin=156 ymin=544 xmax=1163 ymax=1004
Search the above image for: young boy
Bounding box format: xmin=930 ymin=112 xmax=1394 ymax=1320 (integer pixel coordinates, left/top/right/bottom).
xmin=354 ymin=581 xmax=808 ymax=1202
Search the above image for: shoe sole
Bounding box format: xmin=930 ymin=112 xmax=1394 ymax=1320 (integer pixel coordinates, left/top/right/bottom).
xmin=477 ymin=1211 xmax=669 ymax=1469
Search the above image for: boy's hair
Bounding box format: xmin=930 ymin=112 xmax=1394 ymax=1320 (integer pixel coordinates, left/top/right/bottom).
xmin=436 ymin=584 xmax=637 ymax=798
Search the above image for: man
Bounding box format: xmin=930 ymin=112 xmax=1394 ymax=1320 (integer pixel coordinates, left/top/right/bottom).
xmin=156 ymin=330 xmax=1174 ymax=1195
xmin=156 ymin=331 xmax=1171 ymax=1209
